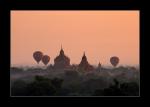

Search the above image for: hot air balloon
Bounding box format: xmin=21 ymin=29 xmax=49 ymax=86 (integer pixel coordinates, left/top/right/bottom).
xmin=110 ymin=56 xmax=119 ymax=67
xmin=42 ymin=55 xmax=50 ymax=65
xmin=33 ymin=51 xmax=43 ymax=64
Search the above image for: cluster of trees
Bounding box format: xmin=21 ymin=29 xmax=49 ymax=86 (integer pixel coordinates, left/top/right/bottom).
xmin=11 ymin=76 xmax=63 ymax=96
xmin=93 ymin=79 xmax=139 ymax=96
xmin=11 ymin=67 xmax=139 ymax=96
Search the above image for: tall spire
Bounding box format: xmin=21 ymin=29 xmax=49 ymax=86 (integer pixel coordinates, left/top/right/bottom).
xmin=60 ymin=44 xmax=64 ymax=55
xmin=98 ymin=62 xmax=101 ymax=67
xmin=61 ymin=44 xmax=62 ymax=50
xmin=83 ymin=51 xmax=85 ymax=56
xmin=81 ymin=51 xmax=87 ymax=61
xmin=79 ymin=51 xmax=94 ymax=71
xmin=98 ymin=62 xmax=101 ymax=72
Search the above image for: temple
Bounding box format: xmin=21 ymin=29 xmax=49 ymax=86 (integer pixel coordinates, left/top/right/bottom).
xmin=78 ymin=52 xmax=94 ymax=71
xmin=97 ymin=62 xmax=101 ymax=72
xmin=98 ymin=62 xmax=101 ymax=68
xmin=54 ymin=45 xmax=70 ymax=69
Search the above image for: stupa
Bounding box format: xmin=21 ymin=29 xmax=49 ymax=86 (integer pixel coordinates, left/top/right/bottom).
xmin=54 ymin=45 xmax=70 ymax=69
xmin=97 ymin=62 xmax=101 ymax=72
xmin=78 ymin=52 xmax=94 ymax=71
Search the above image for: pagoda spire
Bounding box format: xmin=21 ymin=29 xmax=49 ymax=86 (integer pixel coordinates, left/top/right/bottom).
xmin=60 ymin=44 xmax=64 ymax=55
xmin=98 ymin=62 xmax=101 ymax=67
xmin=98 ymin=62 xmax=101 ymax=72
xmin=78 ymin=51 xmax=94 ymax=71
xmin=83 ymin=51 xmax=85 ymax=56
xmin=61 ymin=44 xmax=62 ymax=50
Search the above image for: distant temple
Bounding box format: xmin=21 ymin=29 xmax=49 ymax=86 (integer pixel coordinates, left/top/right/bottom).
xmin=54 ymin=45 xmax=70 ymax=69
xmin=98 ymin=62 xmax=101 ymax=68
xmin=78 ymin=52 xmax=94 ymax=71
xmin=97 ymin=62 xmax=101 ymax=72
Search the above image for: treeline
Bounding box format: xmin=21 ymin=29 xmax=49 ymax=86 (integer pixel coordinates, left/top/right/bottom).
xmin=11 ymin=75 xmax=139 ymax=96
xmin=10 ymin=66 xmax=139 ymax=96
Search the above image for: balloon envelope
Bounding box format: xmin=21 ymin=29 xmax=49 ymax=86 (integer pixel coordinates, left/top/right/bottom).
xmin=33 ymin=51 xmax=43 ymax=64
xmin=110 ymin=56 xmax=119 ymax=67
xmin=42 ymin=55 xmax=50 ymax=65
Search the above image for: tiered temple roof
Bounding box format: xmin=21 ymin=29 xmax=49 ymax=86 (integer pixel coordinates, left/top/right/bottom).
xmin=54 ymin=46 xmax=70 ymax=69
xmin=78 ymin=52 xmax=94 ymax=71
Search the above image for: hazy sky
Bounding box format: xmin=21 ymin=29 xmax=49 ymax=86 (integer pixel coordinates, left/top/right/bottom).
xmin=11 ymin=11 xmax=139 ymax=66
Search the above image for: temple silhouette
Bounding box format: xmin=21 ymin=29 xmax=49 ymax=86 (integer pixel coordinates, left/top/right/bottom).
xmin=54 ymin=45 xmax=70 ymax=69
xmin=53 ymin=46 xmax=95 ymax=71
xmin=78 ymin=52 xmax=94 ymax=71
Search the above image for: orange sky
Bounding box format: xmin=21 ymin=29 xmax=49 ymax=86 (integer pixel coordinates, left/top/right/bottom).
xmin=11 ymin=11 xmax=139 ymax=66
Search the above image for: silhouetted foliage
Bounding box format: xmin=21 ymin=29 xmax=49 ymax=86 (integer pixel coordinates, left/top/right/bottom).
xmin=119 ymin=82 xmax=139 ymax=96
xmin=26 ymin=76 xmax=56 ymax=96
xmin=11 ymin=80 xmax=28 ymax=96
xmin=11 ymin=66 xmax=139 ymax=96
xmin=11 ymin=76 xmax=63 ymax=96
xmin=51 ymin=78 xmax=63 ymax=89
xmin=93 ymin=79 xmax=139 ymax=96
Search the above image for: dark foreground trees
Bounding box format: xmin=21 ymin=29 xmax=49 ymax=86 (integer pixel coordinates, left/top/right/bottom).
xmin=11 ymin=76 xmax=139 ymax=96
xmin=11 ymin=76 xmax=63 ymax=96
xmin=93 ymin=79 xmax=139 ymax=96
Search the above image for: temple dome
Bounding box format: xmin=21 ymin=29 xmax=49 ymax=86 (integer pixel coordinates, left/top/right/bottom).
xmin=78 ymin=52 xmax=94 ymax=71
xmin=54 ymin=46 xmax=70 ymax=69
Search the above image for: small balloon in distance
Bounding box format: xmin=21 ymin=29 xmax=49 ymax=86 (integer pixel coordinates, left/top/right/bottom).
xmin=110 ymin=56 xmax=119 ymax=67
xmin=42 ymin=55 xmax=50 ymax=65
xmin=33 ymin=51 xmax=43 ymax=64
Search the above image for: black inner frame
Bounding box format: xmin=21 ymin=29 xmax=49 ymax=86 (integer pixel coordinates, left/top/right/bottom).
xmin=1 ymin=0 xmax=145 ymax=101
